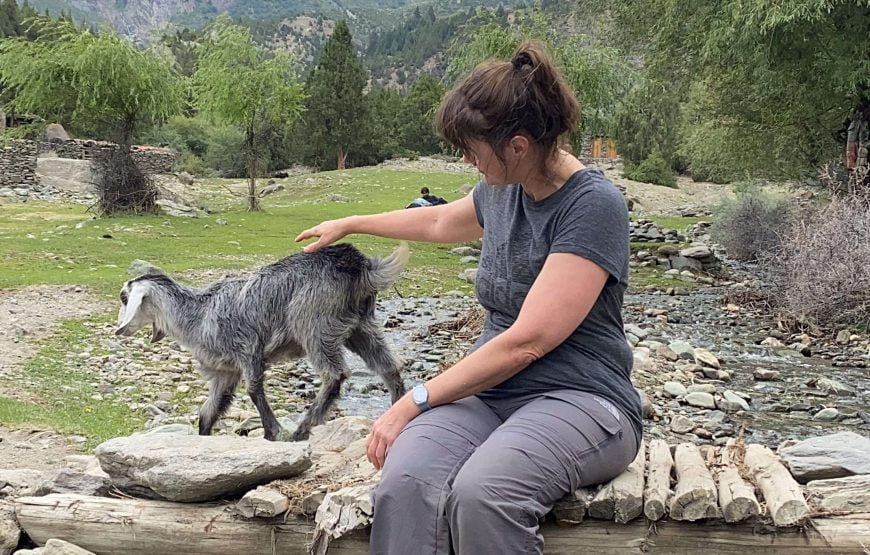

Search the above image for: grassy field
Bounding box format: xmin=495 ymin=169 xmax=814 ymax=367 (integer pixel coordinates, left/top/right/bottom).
xmin=0 ymin=166 xmax=702 ymax=446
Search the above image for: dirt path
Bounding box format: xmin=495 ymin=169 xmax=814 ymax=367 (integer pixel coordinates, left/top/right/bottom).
xmin=0 ymin=285 xmax=106 ymax=469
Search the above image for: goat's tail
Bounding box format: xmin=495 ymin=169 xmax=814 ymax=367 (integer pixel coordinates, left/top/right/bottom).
xmin=366 ymin=242 xmax=410 ymax=291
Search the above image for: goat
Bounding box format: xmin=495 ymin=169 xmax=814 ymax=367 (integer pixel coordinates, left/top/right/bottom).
xmin=115 ymin=243 xmax=409 ymax=441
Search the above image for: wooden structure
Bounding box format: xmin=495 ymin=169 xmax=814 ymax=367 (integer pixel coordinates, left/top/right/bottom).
xmin=590 ymin=137 xmax=618 ymax=160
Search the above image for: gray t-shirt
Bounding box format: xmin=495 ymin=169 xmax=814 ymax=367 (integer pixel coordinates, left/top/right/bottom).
xmin=471 ymin=168 xmax=642 ymax=440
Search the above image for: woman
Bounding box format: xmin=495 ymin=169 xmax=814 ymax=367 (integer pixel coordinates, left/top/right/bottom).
xmin=296 ymin=42 xmax=642 ymax=555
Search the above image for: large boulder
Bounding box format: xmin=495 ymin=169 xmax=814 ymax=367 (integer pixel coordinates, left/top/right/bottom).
xmin=35 ymin=157 xmax=95 ymax=193
xmin=44 ymin=123 xmax=71 ymax=142
xmin=95 ymin=434 xmax=312 ymax=502
xmin=779 ymin=431 xmax=870 ymax=483
xmin=0 ymin=501 xmax=19 ymax=555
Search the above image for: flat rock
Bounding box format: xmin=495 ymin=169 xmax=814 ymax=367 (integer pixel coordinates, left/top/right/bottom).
xmin=42 ymin=538 xmax=95 ymax=555
xmin=806 ymin=475 xmax=870 ymax=514
xmin=0 ymin=501 xmax=19 ymax=555
xmin=663 ymin=381 xmax=687 ymax=398
xmin=668 ymin=340 xmax=695 ymax=360
xmin=684 ymin=391 xmax=716 ymax=409
xmin=309 ymin=416 xmax=372 ymax=453
xmin=693 ymin=348 xmax=721 ymax=369
xmin=35 ymin=469 xmax=113 ymax=497
xmin=670 ymin=414 xmax=696 ymax=434
xmin=95 ymin=434 xmax=311 ymax=502
xmin=753 ymin=368 xmax=781 ymax=381
xmin=0 ymin=469 xmax=45 ymax=498
xmin=779 ymin=431 xmax=870 ymax=482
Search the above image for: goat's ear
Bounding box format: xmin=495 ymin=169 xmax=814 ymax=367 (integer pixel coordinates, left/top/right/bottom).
xmin=116 ymin=285 xmax=146 ymax=334
xmin=150 ymin=325 xmax=165 ymax=343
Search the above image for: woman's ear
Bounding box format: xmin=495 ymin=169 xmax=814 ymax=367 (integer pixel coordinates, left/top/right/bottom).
xmin=508 ymin=135 xmax=531 ymax=159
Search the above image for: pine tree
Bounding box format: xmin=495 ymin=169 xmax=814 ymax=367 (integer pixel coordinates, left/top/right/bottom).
xmin=304 ymin=20 xmax=367 ymax=170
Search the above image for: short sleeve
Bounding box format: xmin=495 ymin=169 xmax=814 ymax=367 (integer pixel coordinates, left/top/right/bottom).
xmin=472 ymin=181 xmax=487 ymax=228
xmin=549 ymin=184 xmax=629 ymax=283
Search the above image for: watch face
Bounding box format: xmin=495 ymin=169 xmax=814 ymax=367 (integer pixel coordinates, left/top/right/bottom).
xmin=413 ymin=385 xmax=427 ymax=404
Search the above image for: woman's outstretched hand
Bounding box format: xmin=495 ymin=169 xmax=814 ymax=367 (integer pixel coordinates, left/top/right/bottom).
xmin=295 ymin=218 xmax=352 ymax=253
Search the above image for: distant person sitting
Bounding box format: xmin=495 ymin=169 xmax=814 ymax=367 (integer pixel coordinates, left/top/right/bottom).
xmin=420 ymin=187 xmax=448 ymax=205
xmin=405 ymin=197 xmax=432 ymax=209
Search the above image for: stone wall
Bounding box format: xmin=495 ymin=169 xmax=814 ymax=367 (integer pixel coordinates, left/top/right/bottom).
xmin=0 ymin=140 xmax=38 ymax=190
xmin=0 ymin=138 xmax=175 ymax=188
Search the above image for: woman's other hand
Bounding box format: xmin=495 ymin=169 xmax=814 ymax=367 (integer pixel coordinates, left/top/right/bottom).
xmin=295 ymin=217 xmax=352 ymax=253
xmin=366 ymin=394 xmax=421 ymax=470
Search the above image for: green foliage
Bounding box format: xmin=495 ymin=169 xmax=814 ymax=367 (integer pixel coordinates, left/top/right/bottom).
xmin=302 ymin=20 xmax=368 ymax=170
xmin=399 ymin=75 xmax=446 ymax=155
xmin=0 ymin=18 xmax=183 ymax=144
xmin=193 ymin=15 xmax=305 ymax=208
xmin=614 ymin=0 xmax=869 ymax=178
xmin=624 ymin=149 xmax=677 ymax=188
xmin=445 ymin=10 xmax=632 ymax=139
xmin=612 ymin=79 xmax=681 ymax=168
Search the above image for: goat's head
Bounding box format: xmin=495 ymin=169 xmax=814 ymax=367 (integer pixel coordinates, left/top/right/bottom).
xmin=115 ymin=276 xmax=167 ymax=343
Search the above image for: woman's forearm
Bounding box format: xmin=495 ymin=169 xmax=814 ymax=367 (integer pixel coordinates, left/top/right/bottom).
xmin=347 ymin=209 xmax=443 ymax=243
xmin=423 ymin=329 xmax=539 ymax=406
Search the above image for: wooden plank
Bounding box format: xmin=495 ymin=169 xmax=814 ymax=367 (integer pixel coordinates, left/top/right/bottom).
xmin=13 ymin=495 xmax=870 ymax=555
xmin=716 ymin=442 xmax=760 ymax=523
xmin=587 ymin=440 xmax=645 ymax=523
xmin=745 ymin=445 xmax=809 ymax=527
xmin=669 ymin=443 xmax=720 ymax=521
xmin=644 ymin=439 xmax=674 ymax=521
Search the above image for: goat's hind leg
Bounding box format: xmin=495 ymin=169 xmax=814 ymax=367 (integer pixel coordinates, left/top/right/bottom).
xmin=199 ymin=370 xmax=239 ymax=436
xmin=346 ymin=324 xmax=406 ymax=404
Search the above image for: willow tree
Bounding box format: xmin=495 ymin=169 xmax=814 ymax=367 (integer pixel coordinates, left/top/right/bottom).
xmin=614 ymin=0 xmax=870 ymax=181
xmin=0 ymin=18 xmax=182 ymax=146
xmin=194 ymin=15 xmax=305 ymax=211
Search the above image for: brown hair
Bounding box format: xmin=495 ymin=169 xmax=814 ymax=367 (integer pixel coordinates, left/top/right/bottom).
xmin=435 ymin=41 xmax=580 ymax=172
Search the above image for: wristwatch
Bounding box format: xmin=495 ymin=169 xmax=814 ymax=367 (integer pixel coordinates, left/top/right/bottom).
xmin=412 ymin=384 xmax=432 ymax=412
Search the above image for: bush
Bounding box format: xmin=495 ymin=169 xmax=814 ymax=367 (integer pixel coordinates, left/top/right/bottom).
xmin=624 ymin=150 xmax=677 ymax=187
xmin=92 ymin=148 xmax=157 ymax=215
xmin=760 ymin=196 xmax=870 ymax=330
xmin=612 ymin=80 xmax=680 ymax=168
xmin=711 ymin=186 xmax=793 ymax=262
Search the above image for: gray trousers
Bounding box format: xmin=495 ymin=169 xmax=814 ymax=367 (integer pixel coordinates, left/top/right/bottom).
xmin=370 ymin=390 xmax=640 ymax=555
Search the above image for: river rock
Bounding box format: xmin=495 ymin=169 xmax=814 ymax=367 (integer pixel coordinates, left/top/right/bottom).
xmin=753 ymin=368 xmax=782 ymax=381
xmin=693 ymin=348 xmax=721 ymax=369
xmin=813 ymin=407 xmax=839 ymax=421
xmin=95 ymin=433 xmax=312 ymax=502
xmin=35 ymin=469 xmax=113 ymax=497
xmin=685 ymin=392 xmax=716 ymax=409
xmin=670 ymin=414 xmax=696 ymax=434
xmin=0 ymin=502 xmax=19 ymax=555
xmin=663 ymin=381 xmax=687 ymax=398
xmin=779 ymin=431 xmax=870 ymax=482
xmin=0 ymin=469 xmax=45 ymax=497
xmin=717 ymin=390 xmax=749 ymax=413
xmin=668 ymin=340 xmax=695 ymax=360
xmin=41 ymin=539 xmax=95 ymax=555
xmin=814 ymin=377 xmax=856 ymax=396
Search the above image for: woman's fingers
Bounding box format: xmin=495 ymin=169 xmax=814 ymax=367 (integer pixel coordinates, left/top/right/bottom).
xmin=294 ymin=227 xmax=319 ymax=242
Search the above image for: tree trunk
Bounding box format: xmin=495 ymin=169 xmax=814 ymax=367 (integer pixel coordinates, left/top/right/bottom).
xmin=337 ymin=144 xmax=346 ymax=170
xmin=246 ymin=129 xmax=260 ymax=212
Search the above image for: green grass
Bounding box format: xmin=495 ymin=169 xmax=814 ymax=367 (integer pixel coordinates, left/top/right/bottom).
xmin=0 ymin=320 xmax=145 ymax=449
xmin=0 ymin=168 xmax=478 ymax=298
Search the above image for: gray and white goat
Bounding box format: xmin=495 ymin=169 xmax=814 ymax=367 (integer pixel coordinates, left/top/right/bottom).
xmin=115 ymin=243 xmax=409 ymax=441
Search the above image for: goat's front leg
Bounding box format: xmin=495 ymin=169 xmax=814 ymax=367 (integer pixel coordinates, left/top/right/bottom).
xmin=243 ymin=360 xmax=284 ymax=441
xmin=199 ymin=371 xmax=240 ymax=436
xmin=293 ymin=335 xmax=350 ymax=441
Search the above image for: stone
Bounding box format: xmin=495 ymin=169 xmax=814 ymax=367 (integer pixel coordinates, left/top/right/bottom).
xmin=308 ymin=416 xmax=373 ymax=452
xmin=0 ymin=469 xmax=45 ymax=497
xmin=138 ymin=423 xmax=196 ymax=435
xmin=687 ymin=384 xmax=717 ymax=394
xmin=458 ymin=268 xmax=477 ymax=283
xmin=761 ymin=337 xmax=785 ymax=348
xmin=0 ymin=502 xmax=19 ymax=555
xmin=35 ymin=157 xmax=95 ymax=193
xmin=702 ymin=368 xmax=730 ymax=381
xmin=451 ymin=246 xmax=480 ymax=256
xmin=668 ymin=340 xmax=695 ymax=361
xmin=693 ymin=348 xmax=720 ymax=369
xmin=155 ymin=199 xmax=205 ymax=218
xmin=663 ymin=381 xmax=687 ymax=398
xmin=669 ymin=255 xmax=703 ymax=273
xmin=813 ymin=407 xmax=839 ymax=421
xmin=652 ymin=343 xmax=679 ymax=362
xmin=44 ymin=123 xmax=71 ymax=142
xmin=835 ymin=329 xmax=851 ymax=344
xmin=753 ymin=368 xmax=781 ymax=381
xmin=805 ymin=475 xmax=870 ymax=514
xmin=684 ymin=392 xmax=716 ymax=409
xmin=679 ymin=245 xmax=712 ymax=259
xmin=236 ymin=486 xmax=290 ymax=518
xmin=35 ymin=469 xmax=113 ymax=497
xmin=670 ymin=414 xmax=695 ymax=434
xmin=779 ymin=431 xmax=870 ymax=482
xmin=259 ymin=183 xmax=284 ymax=197
xmin=95 ymin=433 xmax=312 ymax=502
xmin=717 ymin=391 xmax=749 ymax=413
xmin=177 ymin=171 xmax=194 ymax=186
xmin=636 ymin=388 xmax=656 ymax=420
xmin=814 ymin=377 xmax=856 ymax=396
xmin=624 ymin=324 xmax=649 ymax=340
xmin=42 ymin=539 xmax=95 ymax=555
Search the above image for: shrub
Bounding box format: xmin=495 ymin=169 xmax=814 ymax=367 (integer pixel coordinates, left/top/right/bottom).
xmin=760 ymin=196 xmax=870 ymax=330
xmin=624 ymin=149 xmax=677 ymax=188
xmin=92 ymin=148 xmax=157 ymax=215
xmin=711 ymin=186 xmax=793 ymax=262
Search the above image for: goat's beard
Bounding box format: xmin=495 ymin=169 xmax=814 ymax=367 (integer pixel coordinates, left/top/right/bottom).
xmin=151 ymin=324 xmax=166 ymax=343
